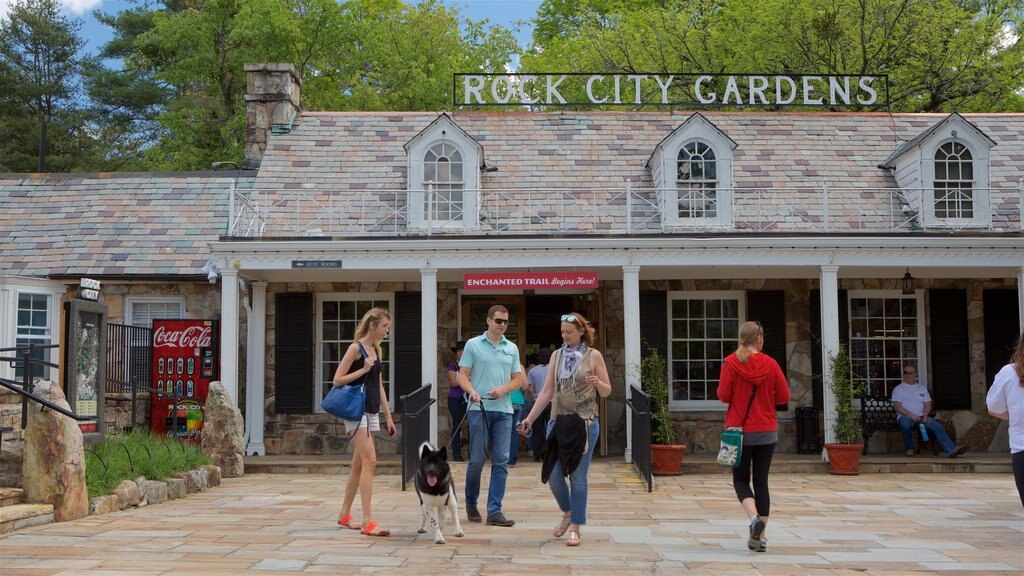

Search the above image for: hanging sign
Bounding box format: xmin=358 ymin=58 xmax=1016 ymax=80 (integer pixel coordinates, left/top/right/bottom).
xmin=464 ymin=271 xmax=598 ymax=291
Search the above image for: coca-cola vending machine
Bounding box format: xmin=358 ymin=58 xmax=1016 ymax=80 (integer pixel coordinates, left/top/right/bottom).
xmin=150 ymin=319 xmax=219 ymax=441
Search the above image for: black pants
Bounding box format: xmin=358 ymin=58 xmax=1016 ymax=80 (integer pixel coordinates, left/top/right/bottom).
xmin=530 ymin=404 xmax=550 ymax=457
xmin=732 ymin=442 xmax=776 ymax=517
xmin=1013 ymin=451 xmax=1024 ymax=508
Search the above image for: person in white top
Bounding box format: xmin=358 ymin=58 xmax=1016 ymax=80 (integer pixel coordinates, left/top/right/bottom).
xmin=891 ymin=363 xmax=968 ymax=458
xmin=986 ymin=331 xmax=1024 ymax=508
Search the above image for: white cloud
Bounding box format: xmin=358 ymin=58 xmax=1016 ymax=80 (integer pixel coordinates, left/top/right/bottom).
xmin=1 ymin=0 xmax=104 ymax=20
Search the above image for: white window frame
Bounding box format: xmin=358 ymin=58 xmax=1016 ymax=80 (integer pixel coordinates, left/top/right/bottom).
xmin=125 ymin=297 xmax=186 ymax=328
xmin=406 ymin=116 xmax=481 ymax=229
xmin=315 ymin=292 xmax=395 ymax=413
xmin=847 ymin=289 xmax=926 ymax=399
xmin=667 ymin=290 xmax=746 ymax=411
xmin=0 ymin=278 xmax=63 ymax=383
xmin=652 ymin=115 xmax=735 ymax=229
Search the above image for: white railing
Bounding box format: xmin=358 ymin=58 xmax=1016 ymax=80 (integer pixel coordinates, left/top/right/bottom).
xmin=228 ymin=182 xmax=1022 ymax=238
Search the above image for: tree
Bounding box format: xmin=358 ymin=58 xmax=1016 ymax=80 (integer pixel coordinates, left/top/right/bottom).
xmin=522 ymin=0 xmax=1024 ymax=112
xmin=0 ymin=0 xmax=89 ymax=172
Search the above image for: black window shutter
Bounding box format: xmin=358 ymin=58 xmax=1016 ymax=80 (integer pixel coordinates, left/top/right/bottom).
xmin=810 ymin=289 xmax=849 ymax=411
xmin=639 ymin=291 xmax=668 ymax=360
xmin=748 ymin=291 xmax=788 ymax=410
xmin=394 ymin=292 xmax=422 ymax=406
xmin=983 ymin=289 xmax=1020 ymax=389
xmin=275 ymin=292 xmax=314 ymax=414
xmin=928 ymin=289 xmax=971 ymax=410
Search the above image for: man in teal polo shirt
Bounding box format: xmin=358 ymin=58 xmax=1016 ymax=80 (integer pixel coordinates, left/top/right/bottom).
xmin=458 ymin=304 xmax=522 ymax=527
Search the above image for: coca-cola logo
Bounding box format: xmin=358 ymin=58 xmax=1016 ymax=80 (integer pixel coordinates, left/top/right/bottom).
xmin=154 ymin=325 xmax=212 ymax=349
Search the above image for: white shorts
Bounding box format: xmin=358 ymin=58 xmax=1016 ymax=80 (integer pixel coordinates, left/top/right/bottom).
xmin=343 ymin=413 xmax=380 ymax=434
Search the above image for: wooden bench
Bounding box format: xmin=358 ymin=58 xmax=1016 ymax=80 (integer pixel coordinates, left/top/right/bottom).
xmin=859 ymin=396 xmax=939 ymax=455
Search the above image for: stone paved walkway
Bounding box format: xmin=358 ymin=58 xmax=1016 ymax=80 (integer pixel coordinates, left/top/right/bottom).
xmin=1 ymin=458 xmax=1022 ymax=575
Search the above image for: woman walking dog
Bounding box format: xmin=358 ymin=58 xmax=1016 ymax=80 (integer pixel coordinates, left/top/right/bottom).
xmin=333 ymin=307 xmax=396 ymax=537
xmin=519 ymin=312 xmax=611 ymax=546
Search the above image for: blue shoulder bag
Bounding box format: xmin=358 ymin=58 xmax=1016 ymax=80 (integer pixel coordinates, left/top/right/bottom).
xmin=322 ymin=342 xmax=368 ymax=420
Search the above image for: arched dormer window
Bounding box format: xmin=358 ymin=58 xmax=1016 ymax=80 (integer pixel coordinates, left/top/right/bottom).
xmin=933 ymin=141 xmax=974 ymax=219
xmin=648 ymin=113 xmax=736 ymax=228
xmin=405 ymin=114 xmax=482 ymax=228
xmin=677 ymin=140 xmax=718 ymax=219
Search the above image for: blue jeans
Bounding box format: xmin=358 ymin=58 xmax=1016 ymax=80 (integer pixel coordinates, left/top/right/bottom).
xmin=466 ymin=410 xmax=513 ymax=517
xmin=545 ymin=417 xmax=600 ymax=526
xmin=897 ymin=415 xmax=955 ymax=454
xmin=447 ymin=397 xmax=467 ymax=459
xmin=509 ymin=404 xmax=523 ymax=465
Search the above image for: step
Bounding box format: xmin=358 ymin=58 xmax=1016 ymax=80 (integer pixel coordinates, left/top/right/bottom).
xmin=0 ymin=503 xmax=54 ymax=534
xmin=0 ymin=487 xmax=23 ymax=507
xmin=244 ymin=455 xmax=403 ymax=475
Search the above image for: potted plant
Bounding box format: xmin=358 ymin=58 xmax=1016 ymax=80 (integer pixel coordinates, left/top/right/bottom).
xmin=639 ymin=347 xmax=686 ymax=475
xmin=823 ymin=344 xmax=866 ymax=475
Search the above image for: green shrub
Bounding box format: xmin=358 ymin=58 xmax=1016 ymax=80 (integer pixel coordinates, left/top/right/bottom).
xmin=84 ymin=430 xmax=211 ymax=499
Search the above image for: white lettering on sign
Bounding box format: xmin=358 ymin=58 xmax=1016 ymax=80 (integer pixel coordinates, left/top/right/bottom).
xmin=154 ymin=325 xmax=213 ymax=349
xmin=454 ymin=73 xmax=884 ymax=107
xmin=80 ymin=278 xmax=101 ymax=290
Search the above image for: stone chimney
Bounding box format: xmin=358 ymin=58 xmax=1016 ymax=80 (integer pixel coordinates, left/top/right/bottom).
xmin=244 ymin=63 xmax=302 ymax=170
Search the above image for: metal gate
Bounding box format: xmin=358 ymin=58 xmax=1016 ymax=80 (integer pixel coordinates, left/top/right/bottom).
xmin=106 ymin=323 xmax=152 ymax=430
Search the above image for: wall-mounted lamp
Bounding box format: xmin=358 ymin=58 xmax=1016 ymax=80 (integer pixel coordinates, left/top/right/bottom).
xmin=901 ymin=268 xmax=915 ymax=295
xmin=201 ymin=260 xmax=220 ymax=283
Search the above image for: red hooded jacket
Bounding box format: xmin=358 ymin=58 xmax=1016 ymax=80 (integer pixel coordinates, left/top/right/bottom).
xmin=717 ymin=351 xmax=790 ymax=433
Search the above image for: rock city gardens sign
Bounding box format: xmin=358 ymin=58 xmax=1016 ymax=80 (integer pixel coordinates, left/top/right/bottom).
xmin=454 ymin=73 xmax=887 ymax=108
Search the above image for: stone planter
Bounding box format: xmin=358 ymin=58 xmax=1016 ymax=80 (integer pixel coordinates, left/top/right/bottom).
xmin=651 ymin=443 xmax=686 ymax=476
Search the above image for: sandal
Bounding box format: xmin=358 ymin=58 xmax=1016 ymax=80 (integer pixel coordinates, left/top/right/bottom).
xmin=553 ymin=514 xmax=571 ymax=537
xmin=338 ymin=514 xmax=360 ymax=530
xmin=566 ymin=530 xmax=581 ymax=547
xmin=361 ymin=521 xmax=391 ymax=537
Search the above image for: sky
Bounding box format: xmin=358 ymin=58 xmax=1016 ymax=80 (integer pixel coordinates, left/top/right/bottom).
xmin=0 ymin=0 xmax=541 ymax=60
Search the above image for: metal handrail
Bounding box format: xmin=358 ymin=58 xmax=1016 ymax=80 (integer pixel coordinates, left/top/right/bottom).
xmin=627 ymin=385 xmax=653 ymax=493
xmin=0 ymin=377 xmax=92 ymax=422
xmin=399 ymin=384 xmax=435 ymax=491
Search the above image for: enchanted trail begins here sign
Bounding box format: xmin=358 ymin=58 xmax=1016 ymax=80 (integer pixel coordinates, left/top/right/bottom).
xmin=454 ymin=73 xmax=888 ymax=108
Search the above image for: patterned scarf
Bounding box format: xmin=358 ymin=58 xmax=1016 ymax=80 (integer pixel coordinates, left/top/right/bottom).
xmin=559 ymin=342 xmax=588 ymax=380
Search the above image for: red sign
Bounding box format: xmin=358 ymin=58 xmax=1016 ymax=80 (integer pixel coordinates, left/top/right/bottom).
xmin=463 ymin=271 xmax=598 ymax=291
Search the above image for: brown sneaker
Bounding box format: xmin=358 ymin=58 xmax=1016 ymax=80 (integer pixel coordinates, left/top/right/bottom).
xmin=949 ymin=445 xmax=969 ymax=458
xmin=905 ymin=449 xmax=915 ymax=457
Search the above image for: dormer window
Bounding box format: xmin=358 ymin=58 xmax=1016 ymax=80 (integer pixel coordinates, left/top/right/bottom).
xmin=934 ymin=141 xmax=973 ymax=220
xmin=649 ymin=113 xmax=736 ymax=228
xmin=677 ymin=141 xmax=718 ymax=219
xmin=405 ymin=114 xmax=482 ymax=229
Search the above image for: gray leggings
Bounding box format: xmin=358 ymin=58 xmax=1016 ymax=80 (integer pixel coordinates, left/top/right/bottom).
xmin=732 ymin=442 xmax=776 ymax=517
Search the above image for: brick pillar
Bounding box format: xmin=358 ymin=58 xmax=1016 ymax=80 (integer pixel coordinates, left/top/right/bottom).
xmin=244 ymin=63 xmax=302 ymax=170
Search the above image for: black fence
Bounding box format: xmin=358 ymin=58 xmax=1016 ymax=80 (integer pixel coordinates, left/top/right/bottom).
xmin=105 ymin=323 xmax=153 ymax=430
xmin=399 ymin=384 xmax=435 ymax=491
xmin=627 ymin=385 xmax=653 ymax=492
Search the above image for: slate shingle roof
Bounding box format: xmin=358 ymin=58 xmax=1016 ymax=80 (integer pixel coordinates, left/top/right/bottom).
xmin=0 ymin=173 xmax=237 ymax=277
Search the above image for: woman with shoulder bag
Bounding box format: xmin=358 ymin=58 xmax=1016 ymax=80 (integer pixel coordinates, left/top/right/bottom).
xmin=333 ymin=307 xmax=396 ymax=537
xmin=717 ymin=321 xmax=790 ymax=552
xmin=518 ymin=312 xmax=611 ymax=547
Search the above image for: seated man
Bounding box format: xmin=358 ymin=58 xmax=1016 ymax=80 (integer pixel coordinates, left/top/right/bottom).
xmin=892 ymin=364 xmax=968 ymax=458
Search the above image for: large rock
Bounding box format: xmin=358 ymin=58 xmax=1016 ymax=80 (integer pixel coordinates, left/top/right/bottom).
xmin=200 ymin=381 xmax=244 ymax=477
xmin=21 ymin=381 xmax=88 ymax=521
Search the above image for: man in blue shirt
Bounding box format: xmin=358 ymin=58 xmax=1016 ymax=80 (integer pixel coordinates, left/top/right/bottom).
xmin=458 ymin=305 xmax=522 ymax=527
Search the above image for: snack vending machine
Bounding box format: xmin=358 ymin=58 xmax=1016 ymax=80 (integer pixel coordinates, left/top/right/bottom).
xmin=150 ymin=319 xmax=219 ymax=440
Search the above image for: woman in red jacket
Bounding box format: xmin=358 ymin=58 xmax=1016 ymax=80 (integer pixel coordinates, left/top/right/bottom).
xmin=717 ymin=321 xmax=791 ymax=553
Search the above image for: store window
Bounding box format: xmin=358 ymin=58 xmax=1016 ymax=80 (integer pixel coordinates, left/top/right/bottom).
xmin=316 ymin=294 xmax=393 ymax=410
xmin=848 ymin=292 xmax=924 ymax=399
xmin=933 ymin=141 xmax=974 ymax=220
xmin=15 ymin=292 xmax=51 ymax=380
xmin=668 ymin=291 xmax=743 ymax=409
xmin=676 ymin=140 xmax=718 ymax=219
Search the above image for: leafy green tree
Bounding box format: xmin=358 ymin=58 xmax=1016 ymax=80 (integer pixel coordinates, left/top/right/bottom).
xmin=0 ymin=0 xmax=89 ymax=172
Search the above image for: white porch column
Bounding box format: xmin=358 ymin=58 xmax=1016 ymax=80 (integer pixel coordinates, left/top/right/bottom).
xmin=622 ymin=264 xmax=641 ymax=464
xmin=820 ymin=264 xmax=840 ymax=446
xmin=1018 ymin=267 xmax=1024 ymax=331
xmin=219 ymin=268 xmax=240 ymax=406
xmin=420 ymin=267 xmax=439 ymax=446
xmin=245 ymin=281 xmax=267 ymax=456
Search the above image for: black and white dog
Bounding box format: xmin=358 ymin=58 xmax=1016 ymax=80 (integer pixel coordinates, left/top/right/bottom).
xmin=414 ymin=443 xmax=465 ymax=544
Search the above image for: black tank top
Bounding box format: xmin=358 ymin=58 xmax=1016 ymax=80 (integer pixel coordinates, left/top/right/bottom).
xmin=347 ymin=341 xmax=381 ymax=414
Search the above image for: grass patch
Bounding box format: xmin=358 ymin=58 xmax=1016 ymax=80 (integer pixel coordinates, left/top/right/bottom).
xmin=84 ymin=430 xmax=211 ymax=499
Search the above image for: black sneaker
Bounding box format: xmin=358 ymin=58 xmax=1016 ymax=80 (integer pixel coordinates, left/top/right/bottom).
xmin=949 ymin=444 xmax=969 ymax=458
xmin=486 ymin=512 xmax=515 ymax=527
xmin=748 ymin=516 xmax=765 ymax=550
xmin=453 ymin=455 xmax=465 ymax=462
xmin=466 ymin=506 xmax=482 ymax=523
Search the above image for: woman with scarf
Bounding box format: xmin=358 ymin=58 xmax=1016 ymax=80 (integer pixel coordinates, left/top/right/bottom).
xmin=518 ymin=312 xmax=611 ymax=546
